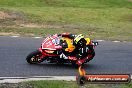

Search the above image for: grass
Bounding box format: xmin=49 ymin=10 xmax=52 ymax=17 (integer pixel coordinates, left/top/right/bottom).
xmin=0 ymin=0 xmax=132 ymax=8
xmin=28 ymin=80 xmax=78 ymax=88
xmin=0 ymin=80 xmax=132 ymax=88
xmin=0 ymin=0 xmax=132 ymax=41
xmin=0 ymin=2 xmax=131 ymax=88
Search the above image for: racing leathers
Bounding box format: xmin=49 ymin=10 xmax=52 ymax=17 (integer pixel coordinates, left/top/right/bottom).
xmin=58 ymin=33 xmax=87 ymax=60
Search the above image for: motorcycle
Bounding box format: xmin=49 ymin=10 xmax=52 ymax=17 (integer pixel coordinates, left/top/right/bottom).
xmin=26 ymin=34 xmax=98 ymax=67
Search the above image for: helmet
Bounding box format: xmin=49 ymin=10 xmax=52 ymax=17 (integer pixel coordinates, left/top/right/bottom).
xmin=74 ymin=34 xmax=84 ymax=45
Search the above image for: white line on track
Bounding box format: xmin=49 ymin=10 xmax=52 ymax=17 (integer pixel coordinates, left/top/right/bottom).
xmin=10 ymin=36 xmax=20 ymax=38
xmin=8 ymin=36 xmax=127 ymax=43
xmin=0 ymin=76 xmax=76 ymax=83
xmin=7 ymin=36 xmax=130 ymax=43
xmin=34 ymin=37 xmax=43 ymax=39
xmin=113 ymin=41 xmax=120 ymax=43
xmin=96 ymin=40 xmax=104 ymax=42
xmin=0 ymin=75 xmax=132 ymax=83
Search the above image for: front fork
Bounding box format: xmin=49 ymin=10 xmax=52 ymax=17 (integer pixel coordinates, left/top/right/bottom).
xmin=76 ymin=54 xmax=93 ymax=65
xmin=76 ymin=46 xmax=94 ymax=66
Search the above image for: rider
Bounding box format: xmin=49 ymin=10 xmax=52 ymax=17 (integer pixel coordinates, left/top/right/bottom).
xmin=58 ymin=33 xmax=87 ymax=60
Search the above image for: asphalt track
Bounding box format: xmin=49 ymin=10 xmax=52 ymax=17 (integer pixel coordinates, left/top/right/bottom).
xmin=0 ymin=36 xmax=132 ymax=77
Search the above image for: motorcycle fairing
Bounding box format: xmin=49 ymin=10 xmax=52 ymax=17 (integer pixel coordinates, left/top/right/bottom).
xmin=41 ymin=35 xmax=62 ymax=50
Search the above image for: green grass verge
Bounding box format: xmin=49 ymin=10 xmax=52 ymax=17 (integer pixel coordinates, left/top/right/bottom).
xmin=0 ymin=0 xmax=132 ymax=8
xmin=0 ymin=0 xmax=132 ymax=41
xmin=20 ymin=81 xmax=132 ymax=88
xmin=1 ymin=80 xmax=131 ymax=88
xmin=1 ymin=27 xmax=131 ymax=41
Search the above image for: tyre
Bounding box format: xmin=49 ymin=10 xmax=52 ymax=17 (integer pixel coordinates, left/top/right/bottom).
xmin=26 ymin=50 xmax=42 ymax=64
xmin=72 ymin=62 xmax=80 ymax=68
xmin=86 ymin=50 xmax=95 ymax=62
xmin=77 ymin=76 xmax=86 ymax=86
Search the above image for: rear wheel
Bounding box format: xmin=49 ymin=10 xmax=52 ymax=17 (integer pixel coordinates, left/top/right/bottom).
xmin=26 ymin=50 xmax=42 ymax=64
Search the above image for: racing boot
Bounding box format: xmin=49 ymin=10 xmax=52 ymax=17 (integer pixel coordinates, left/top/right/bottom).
xmin=60 ymin=53 xmax=68 ymax=59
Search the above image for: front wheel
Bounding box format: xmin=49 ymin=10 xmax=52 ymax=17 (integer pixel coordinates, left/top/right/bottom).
xmin=26 ymin=50 xmax=42 ymax=64
xmin=77 ymin=76 xmax=86 ymax=86
xmin=72 ymin=62 xmax=81 ymax=68
xmin=86 ymin=50 xmax=95 ymax=62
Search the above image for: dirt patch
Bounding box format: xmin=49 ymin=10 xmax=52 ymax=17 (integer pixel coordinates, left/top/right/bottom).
xmin=0 ymin=10 xmax=89 ymax=29
xmin=0 ymin=11 xmax=62 ymax=28
xmin=0 ymin=11 xmax=11 ymax=19
xmin=0 ymin=32 xmax=36 ymax=37
xmin=0 ymin=11 xmax=25 ymax=20
xmin=0 ymin=10 xmax=83 ymax=29
xmin=122 ymin=14 xmax=132 ymax=22
xmin=18 ymin=23 xmax=92 ymax=30
xmin=0 ymin=32 xmax=20 ymax=36
xmin=19 ymin=23 xmax=61 ymax=29
xmin=0 ymin=10 xmax=26 ymax=26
